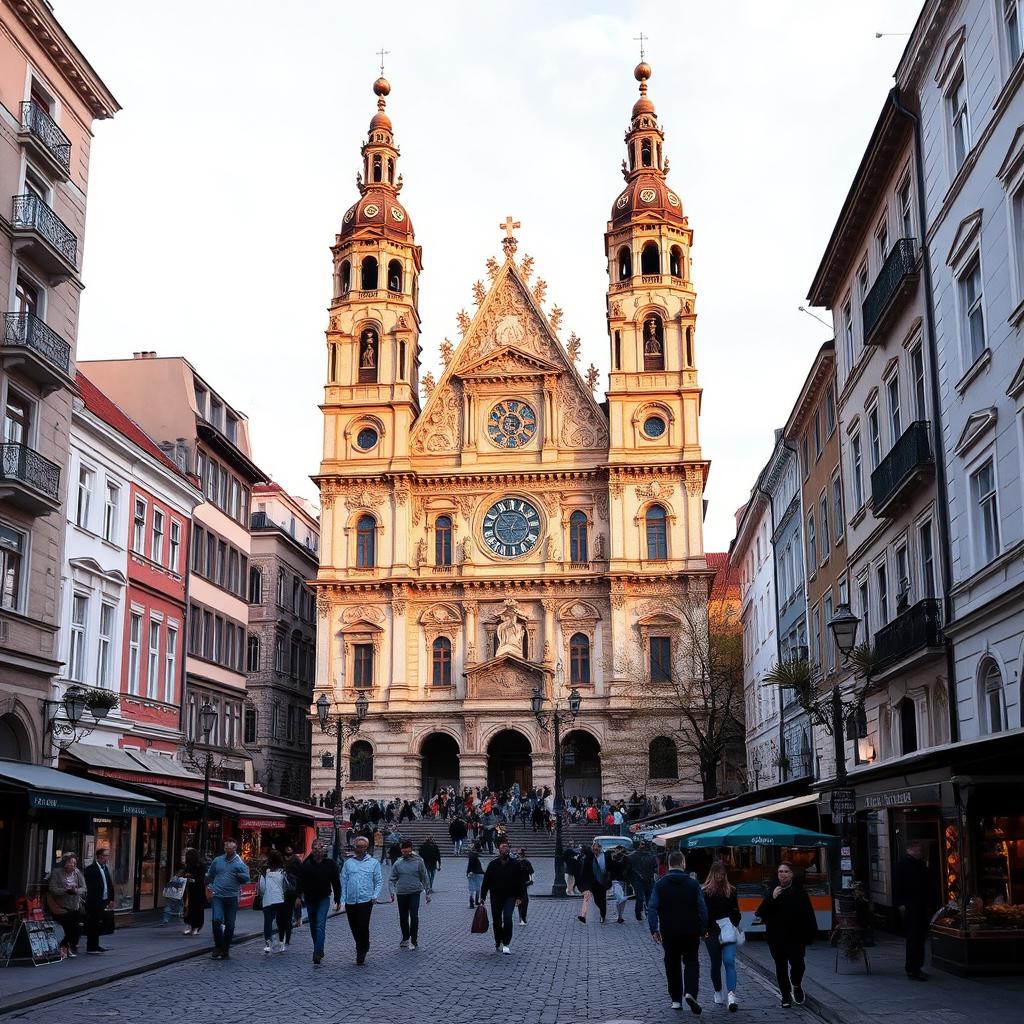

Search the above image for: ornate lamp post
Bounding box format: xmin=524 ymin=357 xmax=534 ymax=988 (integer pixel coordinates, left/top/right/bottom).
xmin=531 ymin=676 xmax=582 ymax=898
xmin=316 ymin=691 xmax=369 ymax=859
xmin=182 ymin=700 xmax=218 ymax=859
xmin=42 ymin=683 xmax=104 ymax=756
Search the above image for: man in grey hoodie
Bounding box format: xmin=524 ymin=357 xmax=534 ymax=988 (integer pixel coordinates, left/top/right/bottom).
xmin=388 ymin=839 xmax=430 ymax=950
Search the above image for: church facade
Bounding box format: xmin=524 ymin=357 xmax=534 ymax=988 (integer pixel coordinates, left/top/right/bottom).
xmin=310 ymin=63 xmax=711 ymax=803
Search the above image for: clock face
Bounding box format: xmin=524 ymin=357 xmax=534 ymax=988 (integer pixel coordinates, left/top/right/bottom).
xmin=482 ymin=498 xmax=542 ymax=558
xmin=486 ymin=399 xmax=538 ymax=449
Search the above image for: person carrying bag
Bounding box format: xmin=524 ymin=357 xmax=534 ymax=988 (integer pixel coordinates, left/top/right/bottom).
xmin=470 ymin=902 xmax=489 ymax=933
xmin=703 ymin=861 xmax=743 ymax=1012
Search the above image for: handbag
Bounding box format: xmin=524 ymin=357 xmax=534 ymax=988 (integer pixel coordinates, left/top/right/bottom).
xmin=163 ymin=880 xmax=187 ymax=901
xmin=717 ymin=916 xmax=745 ymax=945
xmin=470 ymin=904 xmax=489 ymax=934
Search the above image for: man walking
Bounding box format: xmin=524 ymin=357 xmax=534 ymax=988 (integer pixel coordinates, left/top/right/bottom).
xmin=419 ymin=836 xmax=442 ymax=894
xmin=389 ymin=839 xmax=430 ymax=950
xmin=516 ymin=848 xmax=534 ymax=926
xmin=576 ymin=840 xmax=611 ymax=924
xmin=609 ymin=844 xmax=631 ymax=924
xmin=341 ymin=836 xmax=383 ymax=965
xmin=648 ymin=850 xmax=708 ymax=1014
xmin=629 ymin=840 xmax=658 ymax=921
xmin=894 ymin=839 xmax=932 ymax=981
xmin=299 ymin=839 xmax=341 ymax=965
xmin=448 ymin=816 xmax=467 ymax=855
xmin=83 ymin=847 xmax=115 ymax=954
xmin=481 ymin=839 xmax=524 ymax=955
xmin=205 ymin=840 xmax=250 ymax=961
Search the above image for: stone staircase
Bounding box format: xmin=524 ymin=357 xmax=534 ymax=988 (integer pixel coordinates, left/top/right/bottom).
xmin=373 ymin=818 xmax=612 ymax=857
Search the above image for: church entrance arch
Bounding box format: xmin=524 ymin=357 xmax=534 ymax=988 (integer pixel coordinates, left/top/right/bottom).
xmin=562 ymin=730 xmax=601 ymax=800
xmin=487 ymin=729 xmax=532 ymax=793
xmin=421 ymin=733 xmax=460 ymax=800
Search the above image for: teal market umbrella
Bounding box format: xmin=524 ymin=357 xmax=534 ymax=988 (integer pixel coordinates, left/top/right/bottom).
xmin=679 ymin=816 xmax=839 ymax=850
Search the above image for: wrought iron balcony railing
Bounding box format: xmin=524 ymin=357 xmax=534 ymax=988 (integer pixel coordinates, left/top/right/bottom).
xmin=11 ymin=194 xmax=78 ymax=267
xmin=3 ymin=312 xmax=72 ymax=375
xmin=873 ymin=598 xmax=942 ymax=670
xmin=870 ymin=420 xmax=934 ymax=517
xmin=862 ymin=238 xmax=919 ymax=343
xmin=0 ymin=442 xmax=61 ymax=502
xmin=19 ymin=101 xmax=71 ymax=175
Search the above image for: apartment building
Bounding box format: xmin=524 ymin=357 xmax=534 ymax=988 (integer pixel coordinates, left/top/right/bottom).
xmin=0 ymin=0 xmax=118 ymax=762
xmin=79 ymin=354 xmax=267 ymax=781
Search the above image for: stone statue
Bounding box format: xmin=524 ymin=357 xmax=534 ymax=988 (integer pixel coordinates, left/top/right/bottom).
xmin=643 ymin=317 xmax=663 ymax=355
xmin=545 ymin=534 xmax=560 ymax=561
xmin=415 ymin=537 xmax=426 ymax=567
xmin=461 ymin=537 xmax=474 ymax=564
xmin=595 ymin=533 xmax=606 ymax=560
xmin=495 ymin=599 xmax=525 ymax=659
xmin=360 ymin=329 xmax=377 ymax=368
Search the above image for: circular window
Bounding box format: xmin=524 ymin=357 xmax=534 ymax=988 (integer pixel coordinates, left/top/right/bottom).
xmin=643 ymin=416 xmax=667 ymax=439
xmin=486 ymin=399 xmax=538 ymax=449
xmin=356 ymin=427 xmax=379 ymax=451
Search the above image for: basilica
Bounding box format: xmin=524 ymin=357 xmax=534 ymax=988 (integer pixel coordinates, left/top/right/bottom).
xmin=310 ymin=62 xmax=711 ymax=803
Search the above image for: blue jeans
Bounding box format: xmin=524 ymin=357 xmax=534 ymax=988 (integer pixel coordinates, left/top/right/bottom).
xmin=468 ymin=874 xmax=483 ymax=897
xmin=705 ymin=934 xmax=738 ymax=992
xmin=306 ymin=896 xmax=331 ymax=957
xmin=162 ymin=898 xmax=182 ymax=923
xmin=211 ymin=895 xmax=238 ymax=953
xmin=427 ymin=867 xmax=437 ymax=891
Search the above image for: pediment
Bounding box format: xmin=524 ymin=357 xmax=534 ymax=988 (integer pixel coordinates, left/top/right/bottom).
xmin=457 ymin=346 xmax=561 ymax=380
xmin=997 ymin=124 xmax=1024 ymax=186
xmin=934 ymin=25 xmax=967 ymax=89
xmin=1007 ymin=356 xmax=1024 ymax=398
xmin=465 ymin=654 xmax=550 ymax=700
xmin=946 ymin=209 xmax=983 ymax=268
xmin=954 ymin=407 xmax=997 ymax=457
xmin=69 ymin=557 xmax=127 ymax=586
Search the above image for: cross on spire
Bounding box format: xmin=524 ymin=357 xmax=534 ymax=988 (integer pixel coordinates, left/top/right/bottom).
xmin=634 ymin=31 xmax=647 ymax=61
xmin=377 ymin=47 xmax=390 ymax=76
xmin=499 ymin=215 xmax=521 ymax=259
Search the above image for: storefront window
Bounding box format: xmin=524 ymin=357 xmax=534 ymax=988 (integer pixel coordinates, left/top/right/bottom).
xmin=974 ymin=816 xmax=1024 ymax=928
xmin=93 ymin=818 xmax=135 ymax=911
xmin=137 ymin=817 xmax=159 ymax=911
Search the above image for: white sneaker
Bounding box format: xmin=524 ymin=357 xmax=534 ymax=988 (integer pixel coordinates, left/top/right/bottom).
xmin=399 ymin=939 xmax=409 ymax=949
xmin=501 ymin=944 xmax=511 ymax=955
xmin=519 ymin=919 xmax=526 ymax=927
xmin=728 ymin=992 xmax=738 ymax=1012
xmin=713 ymin=991 xmax=724 ymax=1005
xmin=263 ymin=942 xmax=271 ymax=953
xmin=671 ymin=1002 xmax=683 ymax=1010
xmin=409 ymin=941 xmax=417 ymax=950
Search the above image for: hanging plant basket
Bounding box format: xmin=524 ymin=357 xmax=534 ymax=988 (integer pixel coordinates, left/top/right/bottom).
xmin=84 ymin=688 xmax=119 ymax=718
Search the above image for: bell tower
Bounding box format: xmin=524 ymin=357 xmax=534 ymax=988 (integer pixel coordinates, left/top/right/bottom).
xmin=604 ymin=61 xmax=702 ymax=469
xmin=322 ymin=75 xmax=422 ymax=474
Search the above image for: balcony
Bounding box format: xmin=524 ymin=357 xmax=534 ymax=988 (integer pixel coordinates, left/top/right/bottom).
xmin=862 ymin=238 xmax=919 ymax=344
xmin=249 ymin=511 xmax=318 ymax=557
xmin=18 ymin=102 xmax=71 ymax=180
xmin=873 ymin=598 xmax=943 ymax=678
xmin=0 ymin=442 xmax=61 ymax=514
xmin=10 ymin=194 xmax=78 ymax=278
xmin=2 ymin=313 xmax=73 ymax=394
xmin=870 ymin=420 xmax=934 ymax=518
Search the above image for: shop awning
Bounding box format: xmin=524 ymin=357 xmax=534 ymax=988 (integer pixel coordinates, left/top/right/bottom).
xmin=127 ymin=783 xmax=332 ymax=826
xmin=64 ymin=743 xmax=202 ymax=781
xmin=653 ymin=793 xmax=819 ymax=846
xmin=679 ymin=816 xmax=839 ymax=850
xmin=0 ymin=759 xmax=165 ymax=818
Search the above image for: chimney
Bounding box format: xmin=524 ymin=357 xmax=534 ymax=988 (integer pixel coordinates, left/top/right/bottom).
xmin=132 ymin=351 xmax=158 ymax=359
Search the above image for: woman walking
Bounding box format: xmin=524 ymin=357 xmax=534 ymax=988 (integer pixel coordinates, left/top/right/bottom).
xmin=47 ymin=854 xmax=87 ymax=957
xmin=703 ymin=861 xmax=742 ymax=1012
xmin=756 ymin=862 xmax=818 ymax=1008
xmin=516 ymin=848 xmax=534 ymax=925
xmin=181 ymin=848 xmax=206 ymax=936
xmin=258 ymin=850 xmax=291 ymax=953
xmin=467 ymin=842 xmax=485 ymax=908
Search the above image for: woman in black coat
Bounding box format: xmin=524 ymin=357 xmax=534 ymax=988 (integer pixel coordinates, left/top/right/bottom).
xmin=756 ymin=862 xmax=818 ymax=1009
xmin=181 ymin=848 xmax=207 ymax=936
xmin=702 ymin=861 xmax=743 ymax=1010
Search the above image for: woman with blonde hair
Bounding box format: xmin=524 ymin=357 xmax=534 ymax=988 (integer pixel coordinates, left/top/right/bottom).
xmin=702 ymin=860 xmax=742 ymax=1012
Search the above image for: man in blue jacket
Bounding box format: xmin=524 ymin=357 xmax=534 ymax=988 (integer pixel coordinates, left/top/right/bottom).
xmin=341 ymin=836 xmax=383 ymax=965
xmin=205 ymin=840 xmax=251 ymax=961
xmin=648 ymin=850 xmax=708 ymax=1014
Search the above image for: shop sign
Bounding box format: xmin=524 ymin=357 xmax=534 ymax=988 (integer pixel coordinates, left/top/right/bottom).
xmin=857 ymin=784 xmax=941 ymax=810
xmin=830 ymin=788 xmax=856 ymax=820
xmin=238 ymin=817 xmax=286 ymax=829
xmin=29 ymin=791 xmax=163 ymax=818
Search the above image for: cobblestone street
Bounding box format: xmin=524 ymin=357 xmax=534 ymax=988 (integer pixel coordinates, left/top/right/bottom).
xmin=3 ymin=865 xmax=820 ymax=1024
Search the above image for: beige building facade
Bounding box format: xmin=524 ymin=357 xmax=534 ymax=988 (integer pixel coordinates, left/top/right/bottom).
xmin=0 ymin=0 xmax=118 ymax=763
xmin=312 ymin=66 xmax=711 ymax=802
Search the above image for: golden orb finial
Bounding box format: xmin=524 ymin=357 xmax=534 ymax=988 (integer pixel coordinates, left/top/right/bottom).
xmin=373 ymin=76 xmax=391 ymax=98
xmin=634 ymin=61 xmax=651 ymax=83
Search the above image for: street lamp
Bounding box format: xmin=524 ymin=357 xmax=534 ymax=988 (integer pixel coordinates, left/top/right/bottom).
xmin=195 ymin=701 xmax=216 ymax=858
xmin=316 ymin=692 xmax=368 ymax=859
xmin=531 ymin=673 xmax=582 ymax=898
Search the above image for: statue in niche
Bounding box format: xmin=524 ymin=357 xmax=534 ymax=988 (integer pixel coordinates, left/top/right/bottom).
xmin=643 ymin=316 xmax=663 ymax=355
xmin=415 ymin=537 xmax=427 ymax=567
xmin=495 ymin=599 xmax=526 ymax=659
xmin=360 ymin=329 xmax=378 ymax=368
xmin=461 ymin=537 xmax=474 ymax=564
xmin=595 ymin=534 xmax=606 ymax=560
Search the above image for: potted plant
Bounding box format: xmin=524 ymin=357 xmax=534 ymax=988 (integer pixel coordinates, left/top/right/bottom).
xmin=84 ymin=688 xmax=119 ymax=720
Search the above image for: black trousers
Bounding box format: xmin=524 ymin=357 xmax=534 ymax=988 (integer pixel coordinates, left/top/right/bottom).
xmin=585 ymin=885 xmax=607 ymax=921
xmin=85 ymin=907 xmax=106 ymax=951
xmin=397 ymin=893 xmax=421 ymax=943
xmin=662 ymin=934 xmax=701 ymax=1002
xmin=768 ymin=940 xmax=806 ymax=997
xmin=55 ymin=911 xmax=82 ymax=950
xmin=904 ymin=910 xmax=928 ymax=975
xmin=518 ymin=891 xmax=529 ymax=922
xmin=490 ymin=895 xmax=515 ymax=947
xmin=633 ymin=880 xmax=653 ymax=919
xmin=346 ymin=901 xmax=374 ymax=961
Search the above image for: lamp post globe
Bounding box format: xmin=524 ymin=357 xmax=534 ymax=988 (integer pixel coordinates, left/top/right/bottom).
xmin=199 ymin=700 xmax=217 ymax=741
xmin=355 ymin=692 xmax=369 ymax=722
xmin=315 ymin=693 xmax=330 ymax=732
xmin=828 ymin=603 xmax=861 ymax=658
xmin=63 ymin=685 xmax=88 ymax=727
xmin=530 ymin=687 xmax=543 ymax=717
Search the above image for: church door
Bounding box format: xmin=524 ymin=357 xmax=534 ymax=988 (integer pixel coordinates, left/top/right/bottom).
xmin=487 ymin=729 xmax=532 ymax=793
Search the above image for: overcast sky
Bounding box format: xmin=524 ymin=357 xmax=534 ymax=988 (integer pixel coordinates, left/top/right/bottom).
xmin=58 ymin=0 xmax=920 ymax=551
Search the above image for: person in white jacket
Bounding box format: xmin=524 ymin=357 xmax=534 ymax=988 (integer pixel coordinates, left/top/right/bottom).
xmin=259 ymin=850 xmax=292 ymax=953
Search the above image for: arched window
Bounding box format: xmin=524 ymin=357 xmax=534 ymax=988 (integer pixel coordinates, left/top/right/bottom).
xmin=569 ymin=510 xmax=589 ymax=563
xmin=898 ymin=698 xmax=918 ymax=754
xmin=387 ymin=158 xmax=394 ymax=183
xmin=685 ymin=326 xmax=694 ymax=367
xmin=246 ymin=635 xmax=260 ymax=672
xmin=642 ymin=313 xmax=665 ymax=371
xmin=641 ymin=241 xmax=660 ymax=275
xmin=649 ymin=736 xmax=678 ymax=778
xmin=248 ymin=566 xmax=263 ymax=604
xmin=981 ymin=659 xmax=1006 ymax=734
xmin=669 ymin=246 xmax=683 ymax=278
xmin=350 ymin=740 xmax=374 ymax=781
xmin=387 ymin=259 xmax=403 ymax=293
xmin=431 ymin=637 xmax=452 ymax=686
xmin=372 ymin=154 xmax=382 ymax=183
xmin=339 ymin=260 xmax=351 ymax=295
xmin=360 ymin=256 xmax=378 ymax=290
xmin=641 ymin=139 xmax=653 ymax=167
xmin=357 ymin=326 xmax=378 ymax=383
xmin=645 ymin=505 xmax=668 ymax=560
xmin=355 ymin=515 xmax=376 ymax=568
xmin=329 ymin=344 xmax=338 ymax=383
xmin=434 ymin=515 xmax=452 ymax=566
xmin=617 ymin=246 xmax=632 ymax=280
xmin=569 ymin=632 xmax=590 ymax=685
